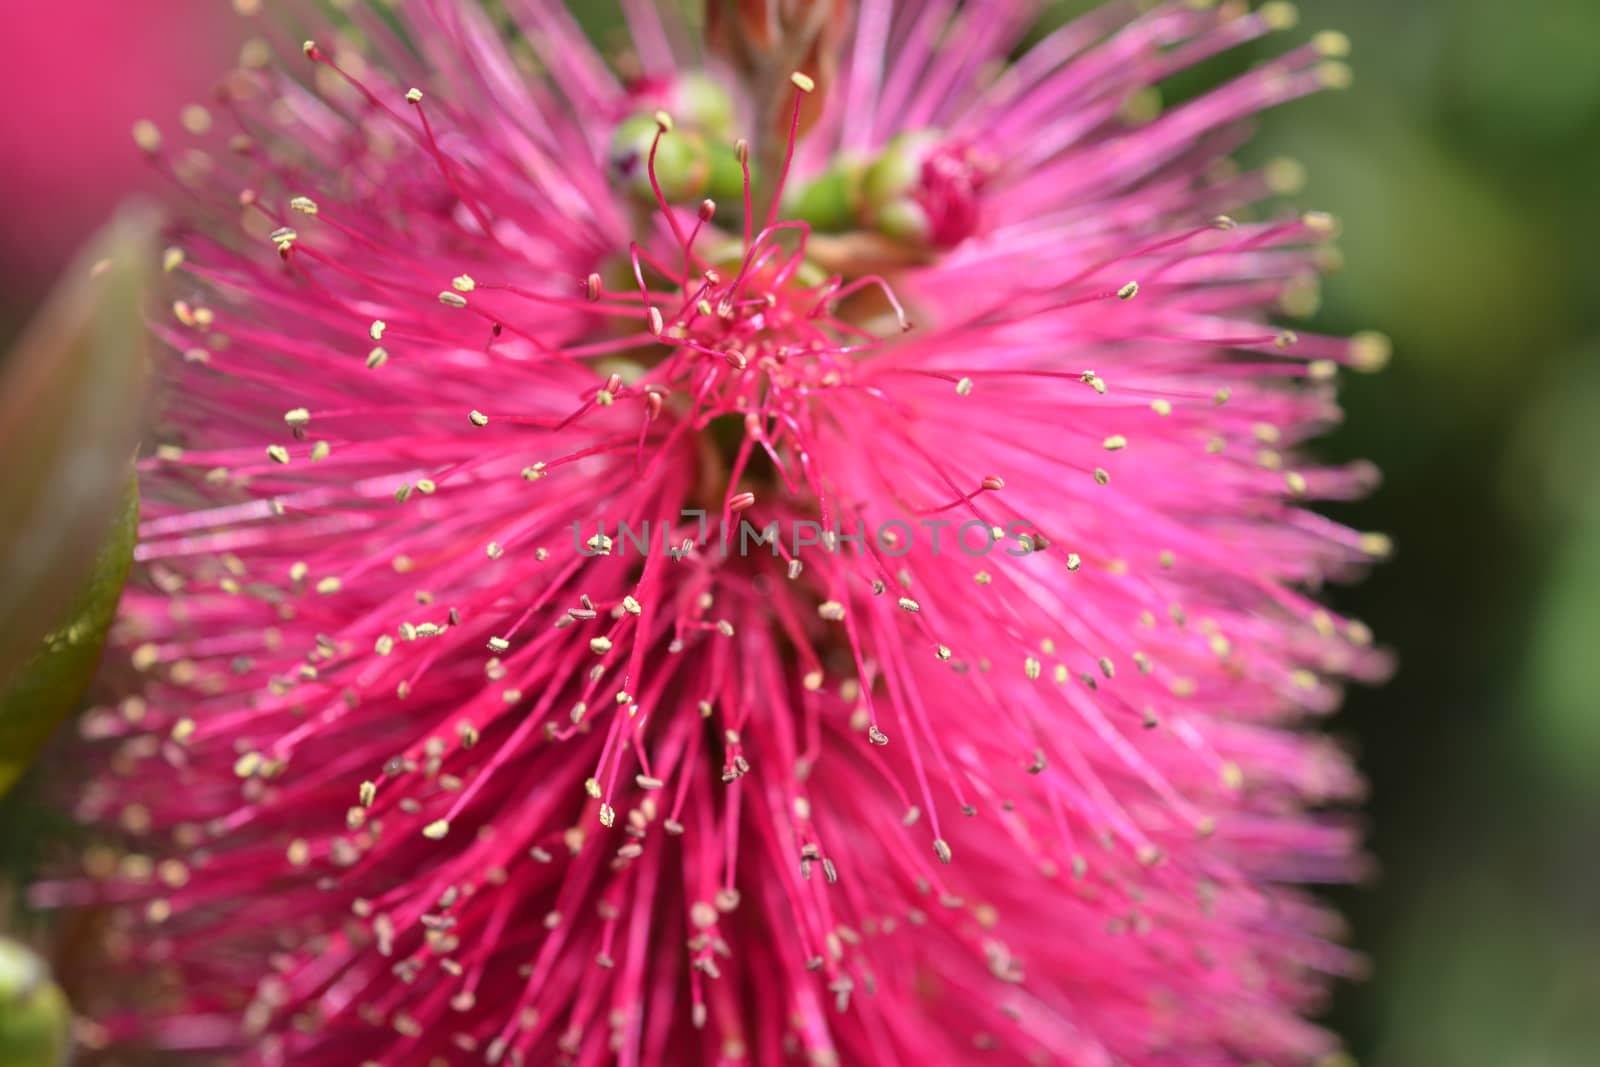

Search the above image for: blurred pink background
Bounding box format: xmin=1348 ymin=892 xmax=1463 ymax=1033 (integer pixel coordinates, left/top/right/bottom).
xmin=0 ymin=0 xmax=242 ymax=326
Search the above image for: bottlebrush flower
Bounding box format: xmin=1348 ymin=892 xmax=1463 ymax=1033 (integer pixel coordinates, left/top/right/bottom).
xmin=46 ymin=2 xmax=1391 ymax=1065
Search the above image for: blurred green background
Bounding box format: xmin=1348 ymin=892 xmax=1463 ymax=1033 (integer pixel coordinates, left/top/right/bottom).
xmin=1249 ymin=2 xmax=1600 ymax=1063
xmin=2 ymin=1 xmax=1597 ymax=1064
xmin=1042 ymin=2 xmax=1600 ymax=1060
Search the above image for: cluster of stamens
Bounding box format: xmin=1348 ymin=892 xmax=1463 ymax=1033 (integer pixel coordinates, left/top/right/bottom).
xmin=47 ymin=4 xmax=1394 ymax=1065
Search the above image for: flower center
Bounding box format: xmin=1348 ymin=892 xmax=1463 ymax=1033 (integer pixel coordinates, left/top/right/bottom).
xmin=594 ymin=83 xmax=914 ymax=518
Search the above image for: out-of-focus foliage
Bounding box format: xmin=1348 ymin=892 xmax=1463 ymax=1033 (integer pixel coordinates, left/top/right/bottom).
xmin=0 ymin=216 xmax=152 ymax=796
xmin=1266 ymin=3 xmax=1600 ymax=1066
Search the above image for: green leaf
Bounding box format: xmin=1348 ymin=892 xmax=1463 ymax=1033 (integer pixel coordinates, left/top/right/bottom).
xmin=0 ymin=211 xmax=154 ymax=795
xmin=0 ymin=476 xmax=139 ymax=797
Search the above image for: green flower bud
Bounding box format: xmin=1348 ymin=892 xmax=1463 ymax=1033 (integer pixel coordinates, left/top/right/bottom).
xmin=785 ymin=160 xmax=862 ymax=234
xmin=860 ymin=132 xmax=938 ymax=211
xmin=675 ymin=74 xmax=735 ymax=139
xmin=610 ymin=114 xmax=708 ymax=203
xmin=862 ymin=132 xmax=991 ymax=249
xmin=874 ymin=197 xmax=933 ymax=245
xmin=609 ymin=114 xmax=750 ymax=208
xmin=0 ymin=940 xmax=71 ymax=1067
xmin=785 ymin=131 xmax=990 ymax=250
